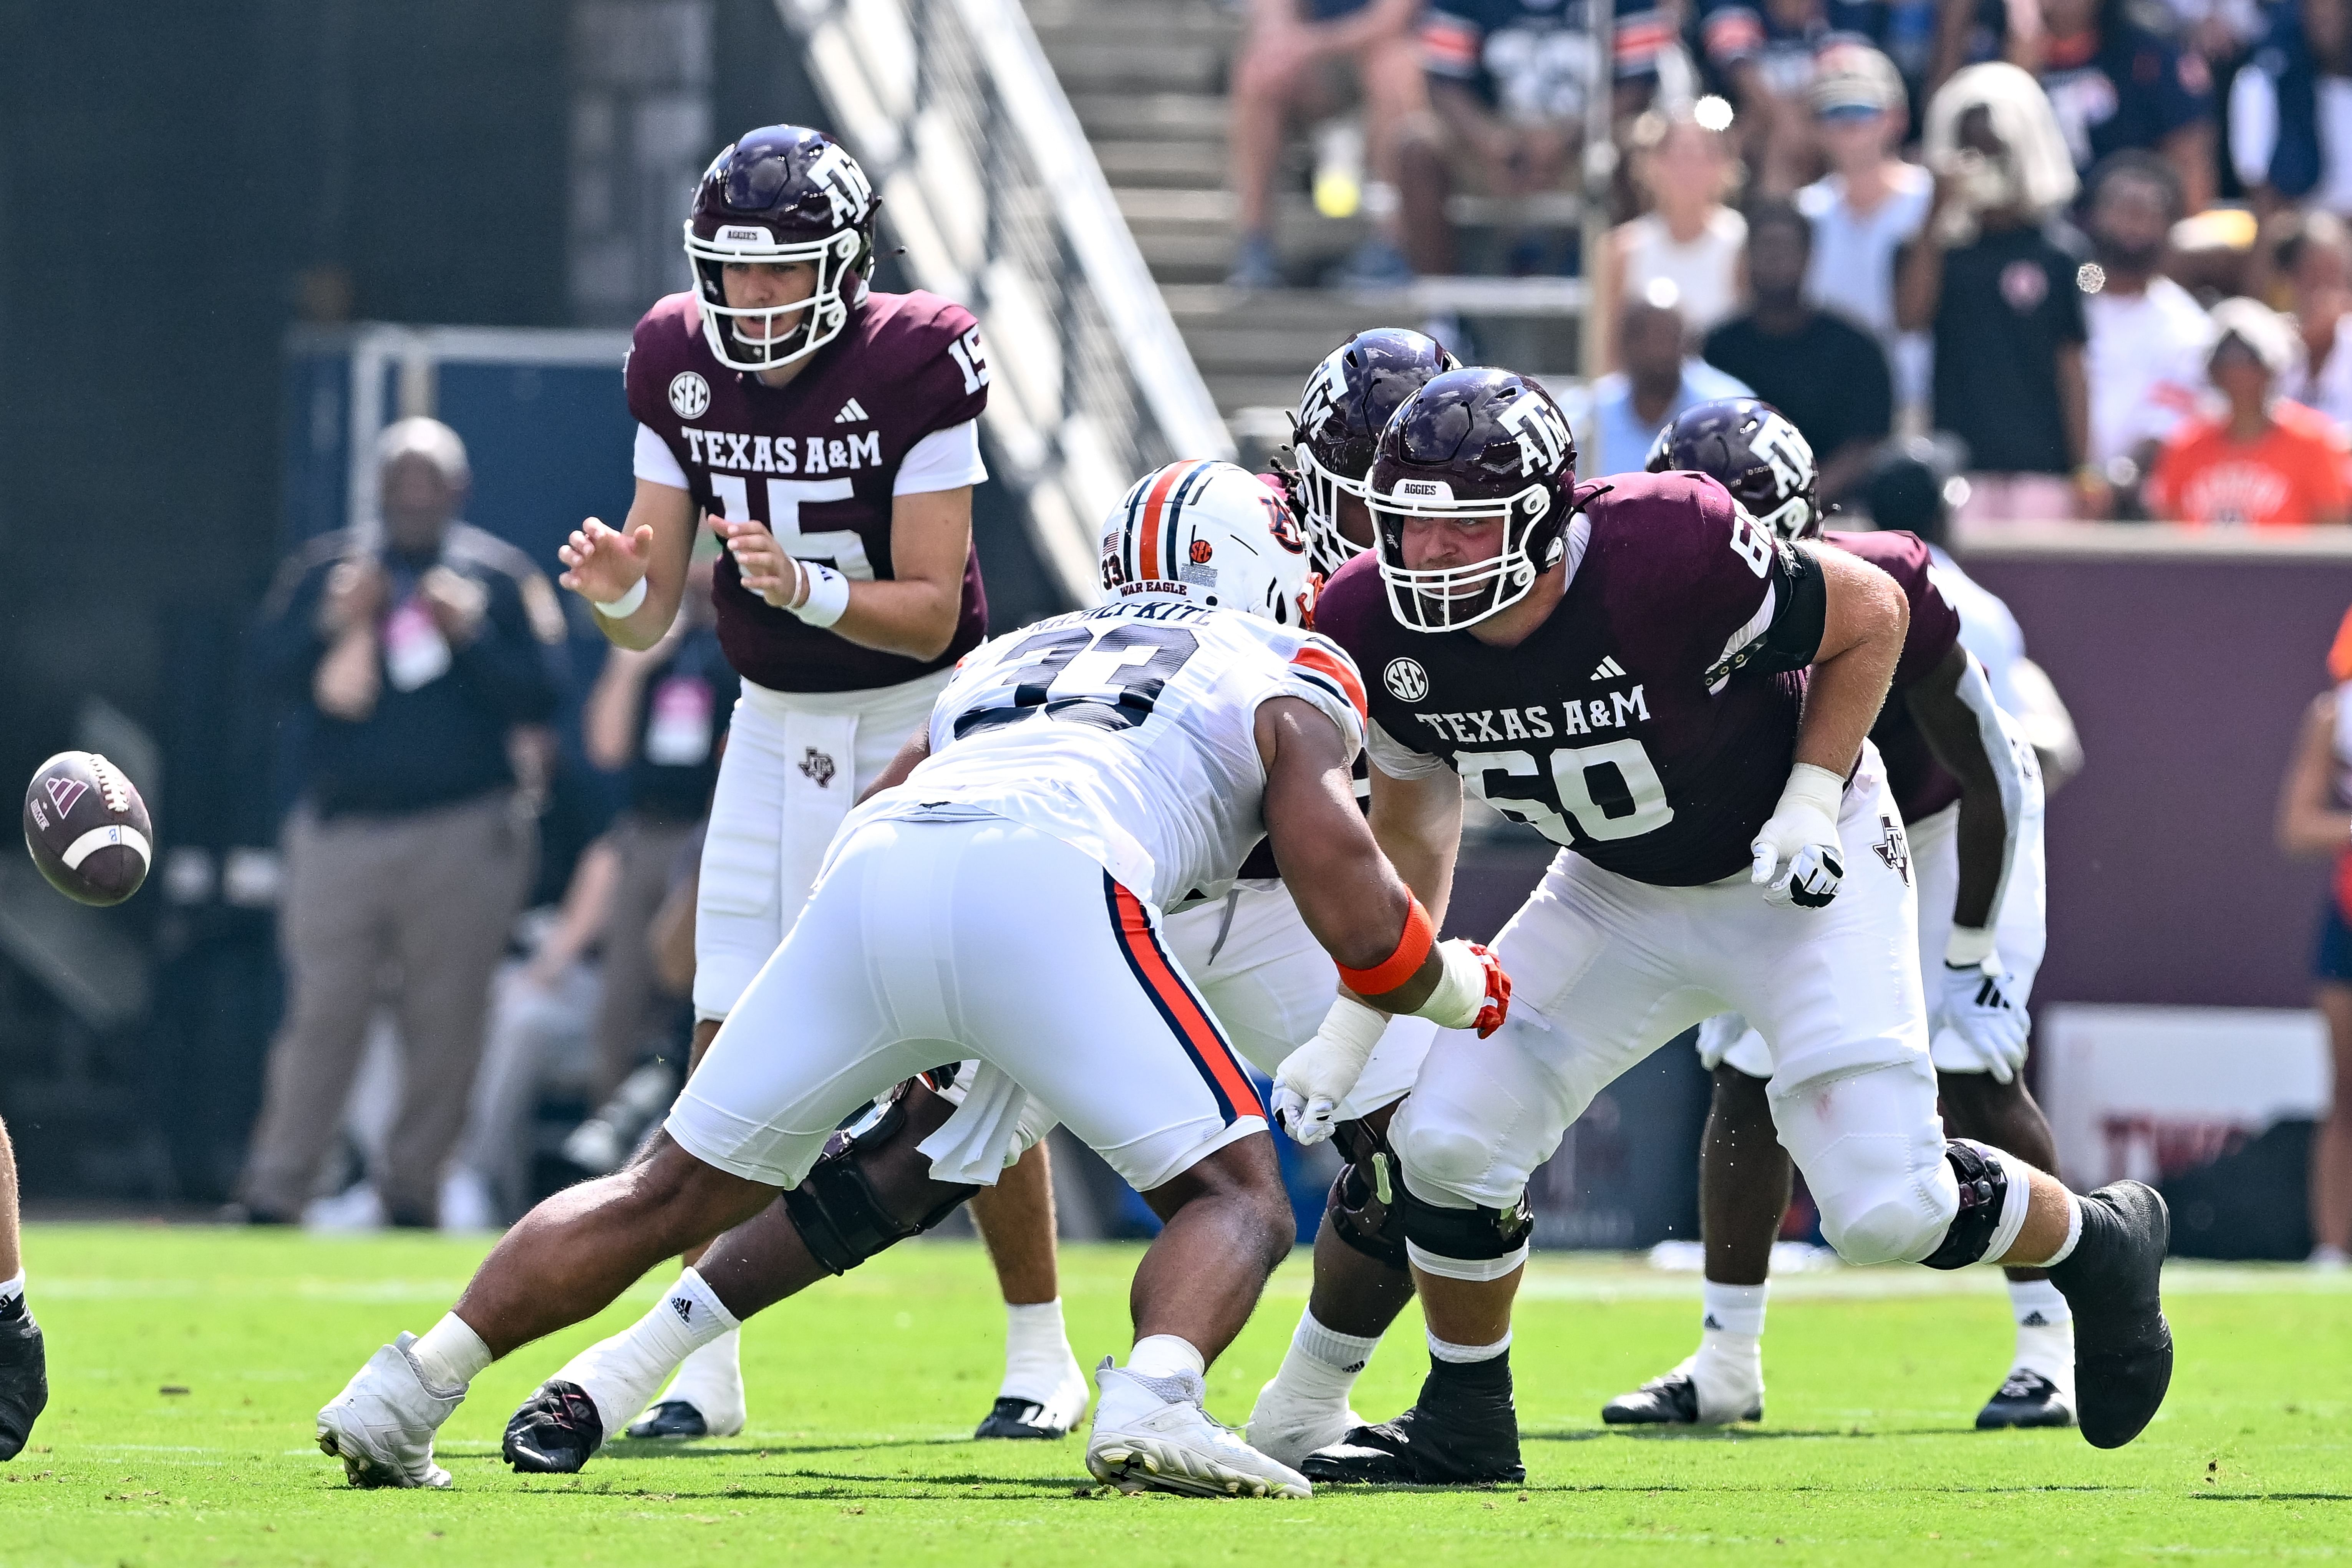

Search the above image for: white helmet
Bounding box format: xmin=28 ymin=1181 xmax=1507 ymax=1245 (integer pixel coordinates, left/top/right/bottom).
xmin=1100 ymin=460 xmax=1318 ymax=628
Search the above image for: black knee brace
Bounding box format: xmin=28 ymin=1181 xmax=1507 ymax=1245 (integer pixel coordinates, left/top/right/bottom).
xmin=1325 ymin=1120 xmax=1409 ymax=1271
xmin=783 ymin=1082 xmax=976 ymax=1276
xmin=1921 ymin=1139 xmax=2009 ymax=1270
xmin=1394 ymin=1179 xmax=1533 ymax=1264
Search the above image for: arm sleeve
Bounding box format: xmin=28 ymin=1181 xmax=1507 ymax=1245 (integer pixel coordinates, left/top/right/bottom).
xmin=893 ymin=420 xmax=988 ymax=495
xmin=907 ymin=305 xmax=991 ymax=442
xmin=1885 ymin=539 xmax=1964 ymax=686
xmin=634 ymin=422 xmax=690 ymax=489
xmin=450 ymin=574 xmax=564 ymax=723
xmin=1367 ymin=718 xmax=1452 ymax=780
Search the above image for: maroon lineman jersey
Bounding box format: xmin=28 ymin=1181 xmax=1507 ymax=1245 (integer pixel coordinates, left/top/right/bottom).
xmin=627 ymin=289 xmax=990 ymax=694
xmin=1827 ymin=528 xmax=1965 ymax=825
xmin=1316 ymin=471 xmax=1820 ymax=888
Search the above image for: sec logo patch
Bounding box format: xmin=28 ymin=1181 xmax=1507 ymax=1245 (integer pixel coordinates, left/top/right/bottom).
xmin=668 ymin=371 xmax=711 ymax=419
xmin=1383 ymin=657 xmax=1429 ymax=702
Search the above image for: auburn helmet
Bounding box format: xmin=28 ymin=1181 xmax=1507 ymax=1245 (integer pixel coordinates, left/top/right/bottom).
xmin=685 ymin=126 xmax=878 ymax=372
xmin=1366 ymin=368 xmax=1580 ymax=633
xmin=1101 ymin=460 xmax=1317 ymax=628
xmin=1289 ymin=328 xmax=1460 ymax=577
xmin=1645 ymin=398 xmax=1822 ymax=541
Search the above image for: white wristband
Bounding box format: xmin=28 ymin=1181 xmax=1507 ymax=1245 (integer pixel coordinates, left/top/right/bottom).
xmin=590 ymin=577 xmax=648 ymax=619
xmin=1944 ymin=924 xmax=2000 ymax=972
xmin=1414 ymin=939 xmax=1491 ymax=1030
xmin=791 ymin=562 xmax=852 ymax=628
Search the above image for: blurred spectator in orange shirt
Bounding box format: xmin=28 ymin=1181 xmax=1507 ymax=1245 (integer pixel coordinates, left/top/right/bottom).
xmin=2148 ymin=298 xmax=2352 ymax=525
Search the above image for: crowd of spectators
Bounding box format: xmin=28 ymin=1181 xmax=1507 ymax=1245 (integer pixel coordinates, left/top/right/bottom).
xmin=1230 ymin=0 xmax=2352 ymax=524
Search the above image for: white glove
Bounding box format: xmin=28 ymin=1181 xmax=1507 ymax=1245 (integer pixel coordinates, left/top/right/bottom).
xmin=1271 ymin=995 xmax=1387 ymax=1147
xmin=1750 ymin=762 xmax=1846 ymax=908
xmin=1935 ymin=961 xmax=2030 ymax=1083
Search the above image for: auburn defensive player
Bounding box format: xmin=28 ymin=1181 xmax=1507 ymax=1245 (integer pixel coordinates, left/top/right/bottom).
xmin=550 ymin=124 xmax=1084 ymax=1442
xmin=1604 ymin=399 xmax=2075 ymax=1432
xmin=1272 ymin=368 xmax=2172 ymax=1485
xmin=316 ymin=459 xmax=1509 ymax=1500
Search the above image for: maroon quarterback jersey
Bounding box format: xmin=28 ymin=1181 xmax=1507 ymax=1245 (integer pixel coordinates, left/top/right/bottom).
xmin=1826 ymin=529 xmax=1964 ymax=824
xmin=1316 ymin=471 xmax=1813 ymax=888
xmin=627 ymin=289 xmax=990 ymax=694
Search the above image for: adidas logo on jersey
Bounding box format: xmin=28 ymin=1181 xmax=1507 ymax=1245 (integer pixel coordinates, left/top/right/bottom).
xmin=1590 ymin=656 xmax=1626 ymax=682
xmin=834 ymin=398 xmax=868 ymax=424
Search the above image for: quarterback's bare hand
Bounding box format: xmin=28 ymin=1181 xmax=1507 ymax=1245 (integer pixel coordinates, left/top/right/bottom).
xmin=1270 ymin=995 xmax=1387 ymax=1146
xmin=714 ymin=518 xmax=808 ymax=610
xmin=557 ymin=516 xmax=655 ymax=604
xmin=1751 ymin=762 xmax=1845 ymax=908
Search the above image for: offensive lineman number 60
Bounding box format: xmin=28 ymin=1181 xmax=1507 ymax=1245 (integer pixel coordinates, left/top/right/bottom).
xmin=1455 ymin=739 xmax=1676 ymax=844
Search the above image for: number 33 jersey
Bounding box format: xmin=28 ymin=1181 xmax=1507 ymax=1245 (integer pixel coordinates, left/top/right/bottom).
xmin=847 ymin=593 xmax=1368 ymax=912
xmin=1314 ymin=470 xmax=1818 ymax=888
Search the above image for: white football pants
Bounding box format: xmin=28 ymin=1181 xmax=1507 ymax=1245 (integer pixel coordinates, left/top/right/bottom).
xmin=668 ymin=815 xmax=1268 ymax=1195
xmin=1393 ymin=750 xmax=1964 ymax=1270
xmin=693 ymin=668 xmax=951 ymax=1022
xmin=1699 ymin=777 xmax=2049 ymax=1079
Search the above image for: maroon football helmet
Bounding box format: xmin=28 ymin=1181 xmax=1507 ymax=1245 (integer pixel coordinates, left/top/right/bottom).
xmin=1645 ymin=397 xmax=1822 ymax=540
xmin=1366 ymin=368 xmax=1579 ymax=632
xmin=1290 ymin=327 xmax=1459 ymax=577
xmin=685 ymin=126 xmax=878 ymax=371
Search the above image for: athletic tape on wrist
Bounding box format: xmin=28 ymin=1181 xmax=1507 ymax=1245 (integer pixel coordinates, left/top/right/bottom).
xmin=1778 ymin=761 xmax=1846 ymax=823
xmin=1415 ymin=941 xmax=1489 ymax=1030
xmin=1944 ymin=924 xmax=1999 ymax=971
xmin=790 ymin=563 xmax=852 ymax=627
xmin=591 ymin=576 xmax=648 ymax=618
xmin=1338 ymin=897 xmax=1434 ymax=996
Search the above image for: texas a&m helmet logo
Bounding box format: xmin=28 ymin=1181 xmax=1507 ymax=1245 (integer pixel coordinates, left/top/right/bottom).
xmin=1497 ymin=393 xmax=1571 ymax=477
xmin=669 ymin=371 xmax=711 ymax=419
xmin=807 ymin=142 xmax=875 ymax=225
xmin=1383 ymin=656 xmax=1429 ymax=702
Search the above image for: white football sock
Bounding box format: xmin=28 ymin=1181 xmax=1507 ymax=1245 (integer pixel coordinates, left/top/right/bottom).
xmin=558 ymin=1269 xmax=739 ymax=1439
xmin=2007 ymin=1278 xmax=2075 ymax=1387
xmin=1691 ymin=1281 xmax=1765 ymax=1417
xmin=1273 ymin=1309 xmax=1381 ymax=1405
xmin=998 ymin=1298 xmax=1078 ymax=1403
xmin=1700 ymin=1279 xmax=1767 ymax=1338
xmin=409 ymin=1312 xmax=492 ymax=1392
xmin=1125 ymin=1333 xmax=1206 ymax=1382
xmin=1097 ymin=1335 xmax=1207 ymax=1430
xmin=0 ymin=1271 xmax=23 ymax=1309
xmin=1426 ymin=1329 xmax=1510 ymax=1364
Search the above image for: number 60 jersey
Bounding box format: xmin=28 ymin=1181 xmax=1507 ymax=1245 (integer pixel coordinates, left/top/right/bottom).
xmin=846 ymin=592 xmax=1369 ymax=913
xmin=1314 ymin=470 xmax=1822 ymax=887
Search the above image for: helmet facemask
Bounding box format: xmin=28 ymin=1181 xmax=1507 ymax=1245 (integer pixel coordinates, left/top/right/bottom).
xmin=1291 ymin=437 xmax=1374 ymax=578
xmin=1371 ymin=477 xmax=1561 ymax=633
xmin=685 ymin=224 xmax=871 ymax=373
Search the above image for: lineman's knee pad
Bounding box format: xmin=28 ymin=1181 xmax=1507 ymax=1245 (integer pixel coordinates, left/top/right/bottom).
xmin=1919 ymin=1139 xmax=2011 ymax=1271
xmin=1325 ymin=1119 xmax=1408 ymax=1271
xmin=1393 ymin=1178 xmax=1533 ymax=1276
xmin=782 ymin=1079 xmax=976 ymax=1276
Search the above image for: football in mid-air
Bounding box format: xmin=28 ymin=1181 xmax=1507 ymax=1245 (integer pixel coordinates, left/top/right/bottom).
xmin=23 ymin=750 xmax=152 ymax=907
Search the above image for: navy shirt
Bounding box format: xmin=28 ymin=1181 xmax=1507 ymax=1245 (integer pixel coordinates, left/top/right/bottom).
xmin=2039 ymin=22 xmax=2213 ymax=178
xmin=626 ymin=624 xmax=731 ymax=822
xmin=1930 ymin=225 xmax=2090 ymax=476
xmin=258 ymin=522 xmax=566 ymax=818
xmin=1422 ymin=0 xmax=1668 ymax=120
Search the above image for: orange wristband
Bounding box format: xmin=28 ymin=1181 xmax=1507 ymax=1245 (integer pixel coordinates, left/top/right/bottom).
xmin=1338 ymin=897 xmax=1435 ymax=996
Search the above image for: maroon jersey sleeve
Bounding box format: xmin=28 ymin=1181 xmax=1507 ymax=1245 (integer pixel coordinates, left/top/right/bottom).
xmin=1827 ymin=528 xmax=1961 ymax=691
xmin=1584 ymin=473 xmax=1783 ymax=694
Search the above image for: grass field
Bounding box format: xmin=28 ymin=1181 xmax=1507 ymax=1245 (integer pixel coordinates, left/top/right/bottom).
xmin=2 ymin=1226 xmax=2347 ymax=1565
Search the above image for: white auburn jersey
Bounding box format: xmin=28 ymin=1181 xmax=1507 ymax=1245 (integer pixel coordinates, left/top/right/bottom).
xmin=845 ymin=590 xmax=1368 ymax=912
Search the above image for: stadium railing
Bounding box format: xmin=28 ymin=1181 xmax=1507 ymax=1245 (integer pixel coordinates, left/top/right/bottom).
xmin=775 ymin=0 xmax=1234 ymax=605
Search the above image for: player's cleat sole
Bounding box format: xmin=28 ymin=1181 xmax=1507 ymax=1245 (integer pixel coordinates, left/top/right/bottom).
xmin=1975 ymin=1369 xmax=2076 ymax=1430
xmin=624 ymin=1400 xmax=712 ymax=1441
xmin=1086 ymin=1361 xmax=1310 ymax=1499
xmin=315 ymin=1332 xmax=461 ymax=1488
xmin=1600 ymin=1368 xmax=1761 ymax=1427
xmin=975 ymin=1396 xmax=1071 ymax=1439
xmin=2050 ymin=1180 xmax=2173 ymax=1450
xmin=1245 ymin=1375 xmax=1363 ymax=1471
xmin=1303 ymin=1357 xmax=1525 ymax=1486
xmin=0 ymin=1296 xmax=47 ymax=1462
xmin=504 ymin=1380 xmax=605 ymax=1473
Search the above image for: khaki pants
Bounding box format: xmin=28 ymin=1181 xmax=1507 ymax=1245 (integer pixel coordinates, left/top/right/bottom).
xmin=240 ymin=791 xmax=535 ymax=1223
xmin=591 ymin=811 xmax=699 ymax=1101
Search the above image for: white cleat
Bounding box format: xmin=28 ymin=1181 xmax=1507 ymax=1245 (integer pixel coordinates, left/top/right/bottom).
xmin=1246 ymin=1374 xmax=1362 ymax=1471
xmin=317 ymin=1331 xmax=464 ymax=1488
xmin=1086 ymin=1360 xmax=1310 ymax=1499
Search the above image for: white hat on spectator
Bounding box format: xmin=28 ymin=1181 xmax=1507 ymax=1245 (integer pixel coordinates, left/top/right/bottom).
xmin=1922 ymin=62 xmax=2078 ymax=222
xmin=375 ymin=416 xmax=471 ymax=485
xmin=2206 ymin=297 xmax=2297 ymax=379
xmin=1810 ymin=45 xmax=1904 ymax=119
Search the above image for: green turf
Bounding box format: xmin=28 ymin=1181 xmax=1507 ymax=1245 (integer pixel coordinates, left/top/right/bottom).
xmin=2 ymin=1226 xmax=2345 ymax=1565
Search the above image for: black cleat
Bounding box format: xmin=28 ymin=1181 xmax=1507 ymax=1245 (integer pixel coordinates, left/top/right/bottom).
xmin=624 ymin=1399 xmax=709 ymax=1441
xmin=1302 ymin=1355 xmax=1523 ymax=1485
xmin=1601 ymin=1368 xmax=1762 ymax=1427
xmin=974 ymin=1396 xmax=1071 ymax=1440
xmin=502 ymin=1380 xmax=604 ymax=1474
xmin=0 ymin=1295 xmax=46 ymax=1462
xmin=2049 ymin=1180 xmax=2173 ymax=1449
xmin=1975 ymin=1369 xmax=2076 ymax=1430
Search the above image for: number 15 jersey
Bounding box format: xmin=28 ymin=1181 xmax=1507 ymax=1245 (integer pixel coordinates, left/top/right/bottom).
xmin=847 ymin=592 xmax=1368 ymax=912
xmin=1314 ymin=470 xmax=1821 ymax=888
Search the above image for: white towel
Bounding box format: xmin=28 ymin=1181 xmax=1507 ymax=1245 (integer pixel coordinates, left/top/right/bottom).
xmin=920 ymin=1062 xmax=1054 ymax=1187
